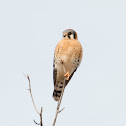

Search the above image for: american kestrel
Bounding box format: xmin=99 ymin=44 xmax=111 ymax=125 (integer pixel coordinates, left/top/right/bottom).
xmin=53 ymin=29 xmax=83 ymax=101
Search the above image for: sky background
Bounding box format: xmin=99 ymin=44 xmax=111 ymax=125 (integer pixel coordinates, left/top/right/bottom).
xmin=0 ymin=0 xmax=126 ymax=126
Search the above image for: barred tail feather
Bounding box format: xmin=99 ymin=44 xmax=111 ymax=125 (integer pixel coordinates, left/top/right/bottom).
xmin=53 ymin=90 xmax=62 ymax=101
xmin=53 ymin=81 xmax=64 ymax=101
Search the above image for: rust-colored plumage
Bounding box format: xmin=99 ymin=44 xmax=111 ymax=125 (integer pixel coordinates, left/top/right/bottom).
xmin=53 ymin=29 xmax=83 ymax=101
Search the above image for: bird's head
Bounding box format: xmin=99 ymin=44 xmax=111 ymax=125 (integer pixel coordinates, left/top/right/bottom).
xmin=63 ymin=29 xmax=78 ymax=40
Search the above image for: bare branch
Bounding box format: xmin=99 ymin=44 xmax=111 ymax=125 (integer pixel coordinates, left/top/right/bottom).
xmin=40 ymin=107 xmax=43 ymax=126
xmin=24 ymin=74 xmax=43 ymax=126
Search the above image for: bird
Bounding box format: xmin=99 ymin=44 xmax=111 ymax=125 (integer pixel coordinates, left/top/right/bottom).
xmin=53 ymin=29 xmax=83 ymax=101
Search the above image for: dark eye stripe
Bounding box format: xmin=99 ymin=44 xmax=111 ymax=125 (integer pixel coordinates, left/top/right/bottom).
xmin=73 ymin=33 xmax=75 ymax=39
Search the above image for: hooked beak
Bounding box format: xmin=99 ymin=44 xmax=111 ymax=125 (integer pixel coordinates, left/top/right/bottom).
xmin=64 ymin=33 xmax=67 ymax=36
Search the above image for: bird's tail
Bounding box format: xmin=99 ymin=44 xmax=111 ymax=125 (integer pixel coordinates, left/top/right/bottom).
xmin=53 ymin=81 xmax=65 ymax=101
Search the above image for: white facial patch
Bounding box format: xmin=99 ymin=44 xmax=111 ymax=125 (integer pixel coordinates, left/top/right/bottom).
xmin=63 ymin=36 xmax=69 ymax=39
xmin=70 ymin=34 xmax=74 ymax=39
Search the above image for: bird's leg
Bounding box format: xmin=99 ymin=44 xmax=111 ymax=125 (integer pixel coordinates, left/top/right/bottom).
xmin=60 ymin=59 xmax=64 ymax=64
xmin=64 ymin=71 xmax=70 ymax=80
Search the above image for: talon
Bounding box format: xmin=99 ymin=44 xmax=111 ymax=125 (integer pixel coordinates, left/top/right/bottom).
xmin=60 ymin=59 xmax=64 ymax=64
xmin=64 ymin=71 xmax=70 ymax=80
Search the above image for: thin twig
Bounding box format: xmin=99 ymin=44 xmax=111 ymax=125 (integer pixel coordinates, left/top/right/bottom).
xmin=33 ymin=120 xmax=41 ymax=125
xmin=58 ymin=107 xmax=65 ymax=113
xmin=24 ymin=74 xmax=43 ymax=126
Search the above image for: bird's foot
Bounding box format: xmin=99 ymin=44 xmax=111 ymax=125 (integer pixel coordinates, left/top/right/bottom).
xmin=64 ymin=71 xmax=70 ymax=80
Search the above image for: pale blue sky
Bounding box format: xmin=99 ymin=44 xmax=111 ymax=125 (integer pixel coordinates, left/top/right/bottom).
xmin=0 ymin=0 xmax=126 ymax=126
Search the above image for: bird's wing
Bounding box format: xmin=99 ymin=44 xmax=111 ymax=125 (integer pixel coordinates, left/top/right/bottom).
xmin=53 ymin=56 xmax=57 ymax=87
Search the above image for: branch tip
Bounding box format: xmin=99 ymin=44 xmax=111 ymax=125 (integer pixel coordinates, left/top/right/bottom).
xmin=25 ymin=74 xmax=43 ymax=126
xmin=33 ymin=120 xmax=41 ymax=125
xmin=58 ymin=107 xmax=65 ymax=113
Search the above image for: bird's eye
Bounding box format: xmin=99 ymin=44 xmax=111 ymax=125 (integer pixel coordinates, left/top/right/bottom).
xmin=63 ymin=35 xmax=66 ymax=37
xmin=68 ymin=32 xmax=71 ymax=35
